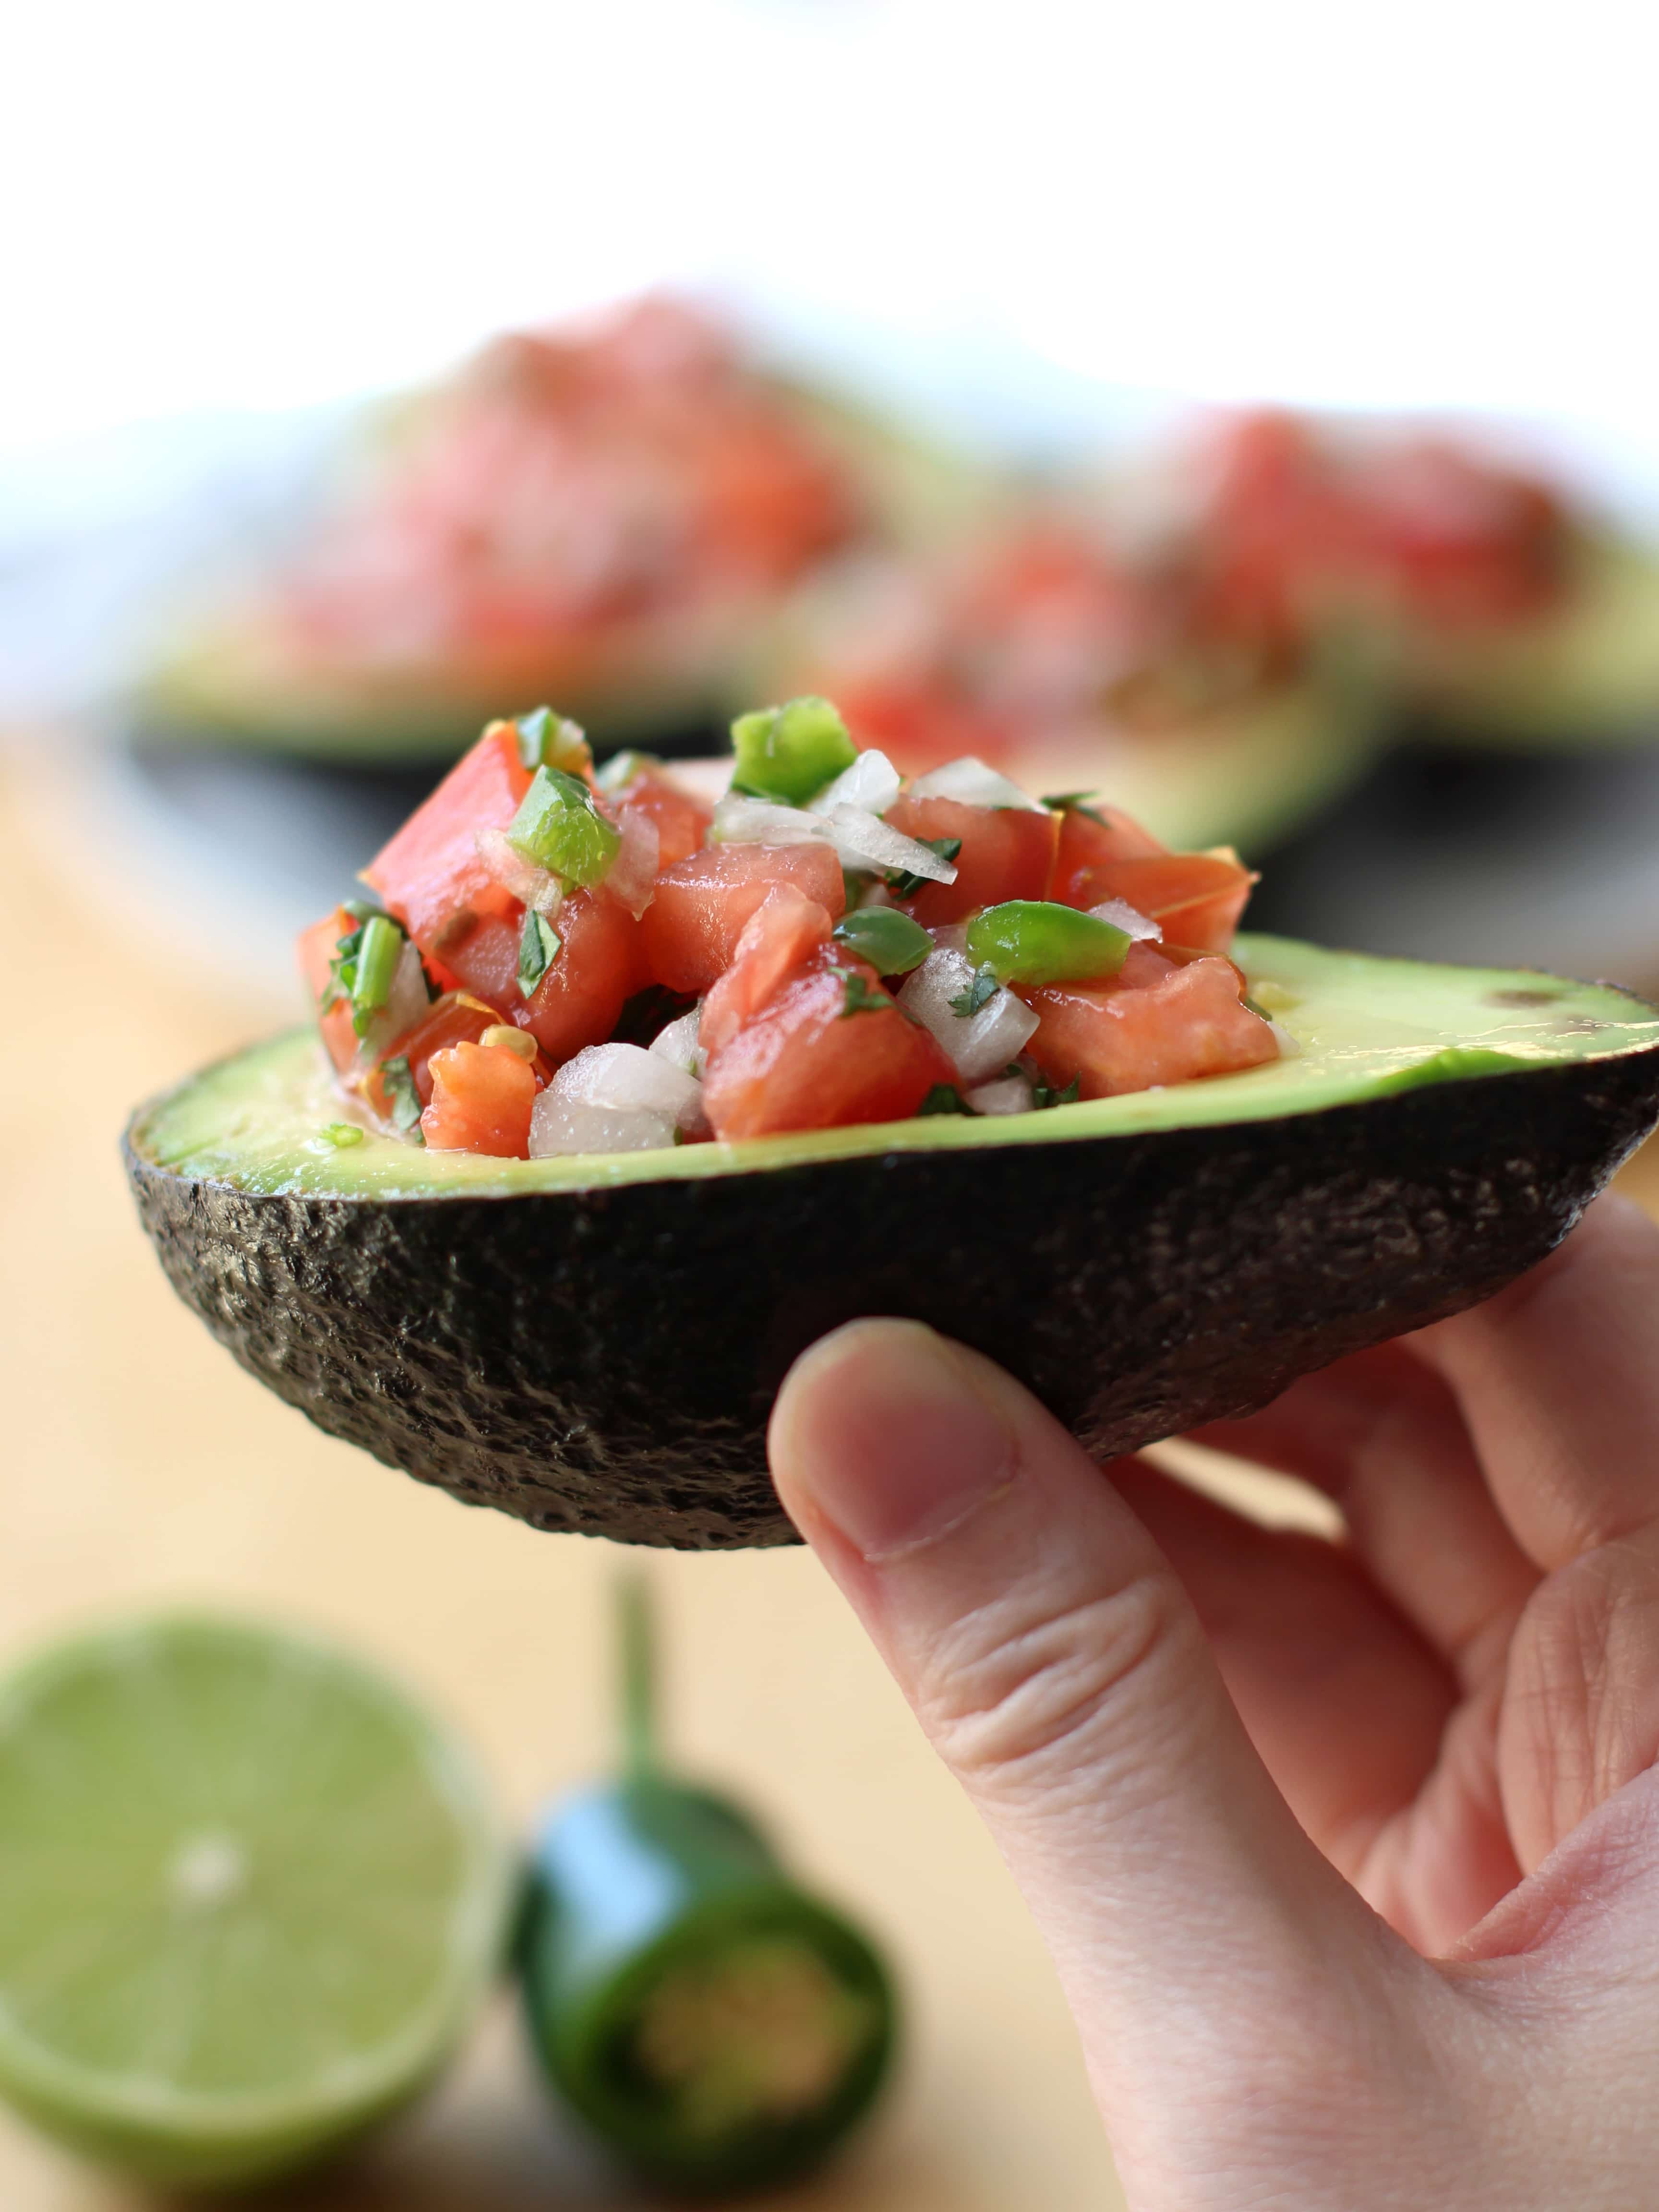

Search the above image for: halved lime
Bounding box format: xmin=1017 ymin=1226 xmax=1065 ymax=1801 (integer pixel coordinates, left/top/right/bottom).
xmin=0 ymin=1615 xmax=510 ymax=2187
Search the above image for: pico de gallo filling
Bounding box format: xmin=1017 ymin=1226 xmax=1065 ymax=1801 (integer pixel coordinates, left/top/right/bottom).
xmin=794 ymin=413 xmax=1575 ymax=779
xmin=299 ymin=698 xmax=1283 ymax=1159
xmin=252 ymin=298 xmax=861 ymax=697
xmin=789 ymin=516 xmax=1302 ymax=781
xmin=1177 ymin=409 xmax=1571 ymax=649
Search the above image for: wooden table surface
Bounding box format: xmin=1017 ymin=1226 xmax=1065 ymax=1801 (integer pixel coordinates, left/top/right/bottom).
xmin=2 ymin=753 xmax=1654 ymax=2211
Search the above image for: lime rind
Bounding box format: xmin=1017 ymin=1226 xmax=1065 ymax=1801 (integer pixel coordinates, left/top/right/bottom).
xmin=0 ymin=1616 xmax=512 ymax=2186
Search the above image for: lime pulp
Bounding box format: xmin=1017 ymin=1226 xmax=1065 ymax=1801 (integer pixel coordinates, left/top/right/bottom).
xmin=0 ymin=1615 xmax=509 ymax=2187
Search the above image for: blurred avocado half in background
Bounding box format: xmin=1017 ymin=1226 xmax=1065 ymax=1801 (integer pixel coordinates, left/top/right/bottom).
xmin=136 ymin=297 xmax=1000 ymax=767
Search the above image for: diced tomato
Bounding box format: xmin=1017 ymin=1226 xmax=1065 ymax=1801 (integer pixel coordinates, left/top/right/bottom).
xmin=702 ymin=946 xmax=953 ymax=1141
xmin=421 ymin=1041 xmax=536 ymax=1156
xmin=1155 ymin=941 xmax=1248 ymax=990
xmin=884 ymin=795 xmax=1058 ymax=927
xmin=511 ymin=889 xmax=641 ymax=1063
xmin=694 ymin=411 xmax=857 ymax=582
xmin=1054 ymin=849 xmax=1255 ymax=953
xmin=699 ymin=888 xmax=834 ymax=1061
xmin=297 ymin=906 xmax=360 ymax=1075
xmin=610 ymin=771 xmax=712 ymax=871
xmin=639 ymin=843 xmax=846 ymax=996
xmin=1049 ymin=804 xmax=1167 ymax=908
xmin=1020 ymin=950 xmax=1278 ymax=1099
xmin=431 ymin=911 xmax=521 ymax=1007
xmin=361 ymin=992 xmax=506 ymax=1114
xmin=1344 ymin=442 xmax=1565 ymax=627
xmin=362 ymin=723 xmax=531 ymax=956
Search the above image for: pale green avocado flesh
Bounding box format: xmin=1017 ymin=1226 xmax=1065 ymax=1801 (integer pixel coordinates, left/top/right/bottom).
xmin=1407 ymin=534 xmax=1659 ymax=746
xmin=136 ymin=935 xmax=1659 ymax=1202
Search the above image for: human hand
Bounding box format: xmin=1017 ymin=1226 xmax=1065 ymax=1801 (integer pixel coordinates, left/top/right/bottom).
xmin=768 ymin=1194 xmax=1659 ymax=2209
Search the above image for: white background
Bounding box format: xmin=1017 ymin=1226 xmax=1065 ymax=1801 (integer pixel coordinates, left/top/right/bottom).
xmin=4 ymin=0 xmax=1657 ymax=465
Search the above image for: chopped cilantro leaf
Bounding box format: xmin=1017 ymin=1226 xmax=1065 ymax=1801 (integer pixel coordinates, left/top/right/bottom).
xmin=1041 ymin=792 xmax=1107 ymax=825
xmin=379 ymin=1056 xmax=424 ymax=1140
xmin=1241 ymin=993 xmax=1270 ymax=1021
xmin=517 ymin=909 xmax=562 ymax=999
xmin=320 ymin=920 xmax=366 ymax=1013
xmin=917 ymin=1084 xmax=974 ymax=1116
xmin=1031 ymin=1072 xmax=1082 ymax=1109
xmin=836 ymin=967 xmax=886 ymax=1017
xmin=885 ymin=836 xmax=962 ymax=899
xmin=949 ymin=964 xmax=998 ymax=1019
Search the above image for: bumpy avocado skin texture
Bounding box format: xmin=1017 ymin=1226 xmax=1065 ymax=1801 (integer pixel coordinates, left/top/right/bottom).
xmin=126 ymin=959 xmax=1659 ymax=1547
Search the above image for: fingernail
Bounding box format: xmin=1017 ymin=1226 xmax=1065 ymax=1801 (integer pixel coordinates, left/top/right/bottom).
xmin=773 ymin=1320 xmax=1017 ymax=1563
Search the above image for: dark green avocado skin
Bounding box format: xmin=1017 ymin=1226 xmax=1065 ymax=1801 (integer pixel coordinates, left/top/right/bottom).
xmin=126 ymin=1053 xmax=1659 ymax=1548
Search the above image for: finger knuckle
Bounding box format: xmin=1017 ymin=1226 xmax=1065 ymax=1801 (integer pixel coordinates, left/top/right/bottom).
xmin=1508 ymin=1536 xmax=1659 ymax=1836
xmin=916 ymin=1567 xmax=1195 ymax=1805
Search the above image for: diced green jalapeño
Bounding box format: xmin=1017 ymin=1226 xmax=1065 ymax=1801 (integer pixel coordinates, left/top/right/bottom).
xmin=730 ymin=696 xmax=858 ymax=807
xmin=507 ymin=767 xmax=620 ymax=888
xmin=831 ymin=908 xmax=933 ymax=976
xmin=965 ymin=901 xmax=1131 ymax=987
xmin=514 ymin=706 xmax=591 ymax=776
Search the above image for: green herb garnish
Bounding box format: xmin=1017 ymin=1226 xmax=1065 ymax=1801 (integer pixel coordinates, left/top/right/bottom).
xmin=322 ymin=914 xmax=408 ymax=1034
xmin=885 ymin=837 xmax=962 ymax=900
xmin=518 ymin=909 xmax=562 ymax=999
xmin=506 ymin=766 xmax=620 ymax=888
xmin=1242 ymin=993 xmax=1270 ymax=1021
xmin=949 ymin=964 xmax=998 ymax=1019
xmin=917 ymin=1084 xmax=974 ymax=1116
xmin=320 ymin=921 xmax=365 ymax=1012
xmin=379 ymin=1056 xmax=424 ymax=1140
xmin=1032 ymin=1072 xmax=1082 ymax=1109
xmin=837 ymin=968 xmax=886 ymax=1017
xmin=832 ymin=907 xmax=933 ymax=976
xmin=320 ymin=1122 xmax=365 ymax=1148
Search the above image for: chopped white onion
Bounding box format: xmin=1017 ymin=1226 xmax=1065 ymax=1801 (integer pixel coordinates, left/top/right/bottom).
xmin=1088 ymin=897 xmax=1162 ymax=942
xmin=709 ymin=795 xmax=833 ymax=848
xmin=549 ymin=1042 xmax=704 ymax=1128
xmin=907 ymin=756 xmax=1049 ymax=812
xmin=898 ymin=946 xmax=1041 ymax=1084
xmin=606 ymin=808 xmax=660 ymax=918
xmin=529 ymin=1096 xmax=678 ymax=1157
xmin=356 ymin=939 xmax=433 ymax=1067
xmin=709 ymin=791 xmax=957 ymax=887
xmin=808 ymin=747 xmax=902 ymax=819
xmin=1266 ymin=1017 xmax=1299 ymax=1058
xmin=965 ymin=1073 xmax=1035 ymax=1116
xmin=475 ymin=827 xmax=564 ymax=914
xmin=660 ymin=755 xmax=734 ymax=807
xmin=823 ymin=805 xmax=958 ymax=882
xmin=649 ymin=1008 xmax=706 ymax=1079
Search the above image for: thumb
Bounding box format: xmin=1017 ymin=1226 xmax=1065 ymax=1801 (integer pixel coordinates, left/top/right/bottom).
xmin=769 ymin=1320 xmax=1419 ymax=2137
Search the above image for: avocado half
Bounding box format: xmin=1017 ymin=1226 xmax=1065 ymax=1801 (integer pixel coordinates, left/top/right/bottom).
xmin=125 ymin=937 xmax=1659 ymax=1550
xmin=1404 ymin=534 xmax=1659 ymax=748
xmin=134 ymin=615 xmax=741 ymax=766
